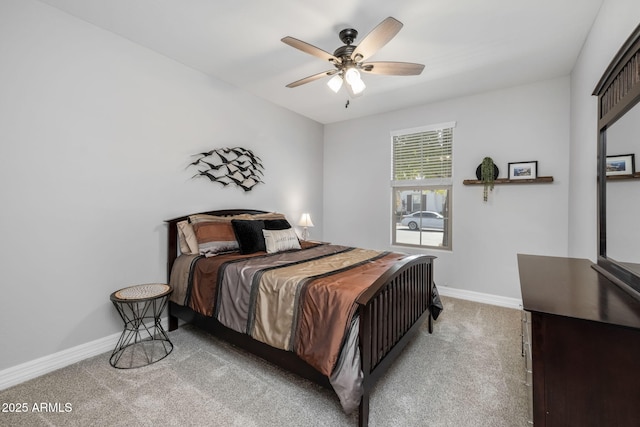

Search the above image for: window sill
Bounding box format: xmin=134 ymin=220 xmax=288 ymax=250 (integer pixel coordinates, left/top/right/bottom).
xmin=391 ymin=243 xmax=452 ymax=253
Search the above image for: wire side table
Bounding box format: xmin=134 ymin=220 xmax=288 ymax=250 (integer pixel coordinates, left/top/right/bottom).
xmin=109 ymin=283 xmax=173 ymax=369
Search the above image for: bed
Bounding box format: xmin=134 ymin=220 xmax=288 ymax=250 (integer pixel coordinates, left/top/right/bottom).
xmin=165 ymin=209 xmax=441 ymax=427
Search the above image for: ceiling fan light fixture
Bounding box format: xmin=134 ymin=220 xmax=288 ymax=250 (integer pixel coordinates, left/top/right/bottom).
xmin=282 ymin=17 xmax=424 ymax=96
xmin=327 ymin=74 xmax=343 ymax=93
xmin=345 ymin=68 xmax=366 ymax=95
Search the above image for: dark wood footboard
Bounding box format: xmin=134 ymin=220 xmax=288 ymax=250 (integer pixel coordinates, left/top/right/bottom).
xmin=356 ymin=254 xmax=434 ymax=427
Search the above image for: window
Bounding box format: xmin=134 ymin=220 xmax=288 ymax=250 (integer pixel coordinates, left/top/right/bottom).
xmin=391 ymin=122 xmax=455 ymax=250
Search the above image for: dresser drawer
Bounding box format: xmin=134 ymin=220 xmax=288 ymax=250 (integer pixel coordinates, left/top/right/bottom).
xmin=522 ymin=309 xmax=533 ymax=425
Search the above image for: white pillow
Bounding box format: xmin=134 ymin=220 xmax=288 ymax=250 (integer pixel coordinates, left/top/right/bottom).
xmin=262 ymin=228 xmax=301 ymax=253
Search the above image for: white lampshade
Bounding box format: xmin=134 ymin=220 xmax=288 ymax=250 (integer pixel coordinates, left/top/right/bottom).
xmin=350 ymin=78 xmax=366 ymax=95
xmin=327 ymin=74 xmax=343 ymax=93
xmin=343 ymin=68 xmax=366 ymax=97
xmin=344 ymin=68 xmax=360 ymax=85
xmin=298 ymin=213 xmax=314 ymax=241
xmin=298 ymin=213 xmax=314 ymax=227
xmin=344 ymin=68 xmax=366 ymax=95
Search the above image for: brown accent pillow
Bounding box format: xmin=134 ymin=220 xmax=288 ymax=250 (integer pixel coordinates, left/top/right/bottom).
xmin=192 ymin=221 xmax=239 ymax=256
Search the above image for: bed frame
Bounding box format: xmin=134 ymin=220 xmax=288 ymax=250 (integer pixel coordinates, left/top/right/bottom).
xmin=165 ymin=209 xmax=435 ymax=427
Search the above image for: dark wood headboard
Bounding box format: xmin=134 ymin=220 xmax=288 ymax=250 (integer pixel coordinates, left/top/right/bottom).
xmin=165 ymin=209 xmax=269 ymax=280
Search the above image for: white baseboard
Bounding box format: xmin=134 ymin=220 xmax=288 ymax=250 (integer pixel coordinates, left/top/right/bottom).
xmin=437 ymin=285 xmax=522 ymax=309
xmin=0 ymin=317 xmax=170 ymax=391
xmin=0 ymin=331 xmax=120 ymax=391
xmin=1 ymin=290 xmax=517 ymax=392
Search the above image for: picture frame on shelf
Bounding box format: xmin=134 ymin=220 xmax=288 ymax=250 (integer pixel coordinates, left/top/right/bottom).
xmin=508 ymin=161 xmax=538 ymax=180
xmin=606 ymin=154 xmax=635 ymax=176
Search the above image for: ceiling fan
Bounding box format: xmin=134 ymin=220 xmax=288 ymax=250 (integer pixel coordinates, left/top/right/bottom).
xmin=281 ymin=17 xmax=424 ymax=97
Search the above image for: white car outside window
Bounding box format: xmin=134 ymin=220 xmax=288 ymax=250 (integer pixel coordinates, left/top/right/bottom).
xmin=400 ymin=211 xmax=444 ymax=230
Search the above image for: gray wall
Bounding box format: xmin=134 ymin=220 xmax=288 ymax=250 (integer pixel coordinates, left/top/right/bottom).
xmin=0 ymin=0 xmax=324 ymax=371
xmin=568 ymin=0 xmax=640 ymax=259
xmin=323 ymin=78 xmax=571 ymax=300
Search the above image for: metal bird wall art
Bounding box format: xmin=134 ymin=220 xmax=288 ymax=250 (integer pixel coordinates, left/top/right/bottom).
xmin=189 ymin=147 xmax=264 ymax=192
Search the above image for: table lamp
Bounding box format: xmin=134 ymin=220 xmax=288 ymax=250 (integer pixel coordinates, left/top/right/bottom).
xmin=298 ymin=213 xmax=314 ymax=241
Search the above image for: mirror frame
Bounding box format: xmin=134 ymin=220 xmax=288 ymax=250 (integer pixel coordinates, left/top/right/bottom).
xmin=592 ymin=23 xmax=640 ymax=296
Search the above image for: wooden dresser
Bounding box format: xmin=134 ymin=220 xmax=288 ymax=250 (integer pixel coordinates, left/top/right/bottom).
xmin=518 ymin=254 xmax=640 ymax=427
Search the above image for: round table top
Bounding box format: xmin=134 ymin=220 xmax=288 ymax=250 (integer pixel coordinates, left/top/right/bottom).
xmin=111 ymin=283 xmax=172 ymax=302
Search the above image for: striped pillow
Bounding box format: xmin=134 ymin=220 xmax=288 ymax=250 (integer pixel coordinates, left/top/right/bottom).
xmin=193 ymin=221 xmax=239 ymax=256
xmin=262 ymin=228 xmax=301 ymax=254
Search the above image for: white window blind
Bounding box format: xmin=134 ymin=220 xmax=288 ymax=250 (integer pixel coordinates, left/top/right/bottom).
xmin=391 ymin=122 xmax=455 ymax=250
xmin=392 ymin=123 xmax=454 ymax=184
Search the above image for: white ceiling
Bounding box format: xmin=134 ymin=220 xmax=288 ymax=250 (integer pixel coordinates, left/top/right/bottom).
xmin=38 ymin=0 xmax=603 ymax=124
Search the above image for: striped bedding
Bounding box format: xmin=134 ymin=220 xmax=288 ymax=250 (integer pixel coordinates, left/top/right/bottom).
xmin=169 ymin=242 xmax=411 ymax=412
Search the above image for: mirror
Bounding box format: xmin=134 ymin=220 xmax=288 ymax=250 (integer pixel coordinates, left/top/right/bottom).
xmin=605 ymin=104 xmax=640 ymax=275
xmin=593 ymin=23 xmax=640 ymax=296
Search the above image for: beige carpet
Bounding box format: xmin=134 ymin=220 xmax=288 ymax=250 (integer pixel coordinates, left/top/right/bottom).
xmin=0 ymin=297 xmax=528 ymax=426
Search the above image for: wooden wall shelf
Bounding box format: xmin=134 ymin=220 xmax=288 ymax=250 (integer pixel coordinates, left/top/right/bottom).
xmin=463 ymin=176 xmax=554 ymax=185
xmin=607 ymin=173 xmax=640 ymax=181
